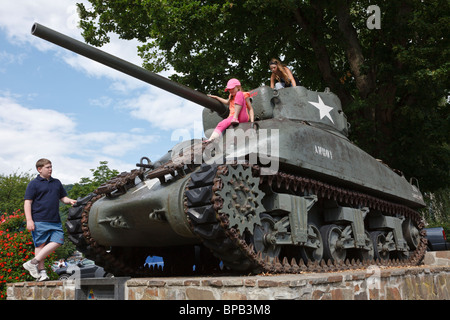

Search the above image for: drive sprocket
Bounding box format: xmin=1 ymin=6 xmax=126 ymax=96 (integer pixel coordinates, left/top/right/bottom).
xmin=216 ymin=164 xmax=265 ymax=235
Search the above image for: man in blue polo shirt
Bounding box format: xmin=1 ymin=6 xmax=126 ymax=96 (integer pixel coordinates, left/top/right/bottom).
xmin=23 ymin=158 xmax=76 ymax=281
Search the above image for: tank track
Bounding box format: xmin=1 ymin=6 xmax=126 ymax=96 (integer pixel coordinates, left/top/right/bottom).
xmin=67 ymin=159 xmax=427 ymax=276
xmin=184 ymin=162 xmax=428 ymax=274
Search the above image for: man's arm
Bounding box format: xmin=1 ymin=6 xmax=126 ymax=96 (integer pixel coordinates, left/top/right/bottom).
xmin=60 ymin=196 xmax=77 ymax=206
xmin=24 ymin=199 xmax=34 ymax=231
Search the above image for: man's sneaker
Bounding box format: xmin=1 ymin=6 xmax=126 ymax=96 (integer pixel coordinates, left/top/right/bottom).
xmin=23 ymin=260 xmax=40 ymax=279
xmin=38 ymin=271 xmax=49 ymax=282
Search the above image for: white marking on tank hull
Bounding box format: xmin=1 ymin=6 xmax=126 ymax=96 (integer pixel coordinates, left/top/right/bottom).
xmin=314 ymin=145 xmax=333 ymax=159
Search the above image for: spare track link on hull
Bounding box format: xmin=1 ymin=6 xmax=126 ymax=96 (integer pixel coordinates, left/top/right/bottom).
xmin=184 ymin=163 xmax=428 ymax=274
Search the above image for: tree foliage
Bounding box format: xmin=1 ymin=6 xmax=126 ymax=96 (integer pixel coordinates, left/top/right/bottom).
xmin=0 ymin=172 xmax=34 ymax=215
xmin=77 ymin=0 xmax=449 ymax=192
xmin=423 ymin=187 xmax=450 ymax=237
xmin=65 ymin=161 xmax=119 ymax=201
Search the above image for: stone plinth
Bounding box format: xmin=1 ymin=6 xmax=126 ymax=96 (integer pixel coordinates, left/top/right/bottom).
xmin=124 ymin=265 xmax=449 ymax=300
xmin=423 ymin=251 xmax=450 ymax=266
xmin=7 ymin=264 xmax=450 ymax=300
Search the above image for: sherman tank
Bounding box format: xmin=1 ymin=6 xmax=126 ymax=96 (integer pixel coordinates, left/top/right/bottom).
xmin=32 ymin=23 xmax=427 ymax=276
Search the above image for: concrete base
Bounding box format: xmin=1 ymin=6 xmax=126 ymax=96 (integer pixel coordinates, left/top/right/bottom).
xmin=7 ymin=252 xmax=450 ymax=301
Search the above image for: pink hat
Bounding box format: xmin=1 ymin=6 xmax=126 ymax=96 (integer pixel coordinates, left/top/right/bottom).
xmin=224 ymin=78 xmax=241 ymax=92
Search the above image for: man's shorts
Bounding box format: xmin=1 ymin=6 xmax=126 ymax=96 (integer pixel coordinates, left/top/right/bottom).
xmin=31 ymin=222 xmax=64 ymax=247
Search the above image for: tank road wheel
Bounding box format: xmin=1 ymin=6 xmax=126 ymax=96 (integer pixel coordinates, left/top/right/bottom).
xmin=370 ymin=231 xmax=390 ymax=261
xmin=403 ymin=218 xmax=420 ymax=250
xmin=253 ymin=214 xmax=281 ymax=262
xmin=299 ymin=224 xmax=324 ymax=263
xmin=321 ymin=224 xmax=347 ymax=262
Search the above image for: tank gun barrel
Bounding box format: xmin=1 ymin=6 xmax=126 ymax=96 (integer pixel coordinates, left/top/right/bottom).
xmin=31 ymin=23 xmax=227 ymax=115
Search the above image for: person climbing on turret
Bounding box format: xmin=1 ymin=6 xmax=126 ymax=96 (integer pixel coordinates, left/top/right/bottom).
xmin=269 ymin=58 xmax=299 ymax=89
xmin=206 ymin=78 xmax=254 ymax=142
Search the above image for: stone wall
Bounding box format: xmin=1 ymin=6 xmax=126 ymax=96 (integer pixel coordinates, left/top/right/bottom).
xmin=423 ymin=250 xmax=450 ymax=266
xmin=125 ymin=265 xmax=449 ymax=300
xmin=7 ymin=278 xmax=76 ymax=300
xmin=7 ymin=264 xmax=450 ymax=300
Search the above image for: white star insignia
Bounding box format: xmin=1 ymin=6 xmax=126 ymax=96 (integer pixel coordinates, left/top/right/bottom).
xmin=308 ymin=96 xmax=334 ymax=124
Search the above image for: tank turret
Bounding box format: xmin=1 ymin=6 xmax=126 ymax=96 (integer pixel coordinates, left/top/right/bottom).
xmin=32 ymin=23 xmax=427 ymax=276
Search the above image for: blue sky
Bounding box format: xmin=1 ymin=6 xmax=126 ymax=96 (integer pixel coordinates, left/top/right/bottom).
xmin=0 ymin=1 xmax=204 ymax=184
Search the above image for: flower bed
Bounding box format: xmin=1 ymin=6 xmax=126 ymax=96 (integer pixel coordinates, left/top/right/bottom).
xmin=0 ymin=210 xmax=57 ymax=299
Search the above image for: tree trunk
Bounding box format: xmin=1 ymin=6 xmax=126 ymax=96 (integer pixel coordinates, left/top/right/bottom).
xmin=293 ymin=6 xmax=353 ymax=108
xmin=335 ymin=0 xmax=376 ymax=99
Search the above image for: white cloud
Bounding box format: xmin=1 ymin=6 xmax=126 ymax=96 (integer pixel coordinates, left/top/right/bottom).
xmin=0 ymin=96 xmax=75 ymax=133
xmin=0 ymin=51 xmax=26 ymax=66
xmin=0 ymin=1 xmax=83 ymax=48
xmin=60 ymin=40 xmax=147 ymax=92
xmin=89 ymin=96 xmax=113 ymax=108
xmin=0 ymin=94 xmax=159 ymax=183
xmin=120 ymin=87 xmax=204 ymax=131
xmin=0 ymin=0 xmax=146 ymax=90
xmin=74 ymin=131 xmax=159 ymax=157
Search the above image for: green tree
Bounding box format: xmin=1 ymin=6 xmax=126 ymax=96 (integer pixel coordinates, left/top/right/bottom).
xmin=66 ymin=161 xmax=120 ymax=201
xmin=423 ymin=188 xmax=450 ymax=236
xmin=77 ymin=0 xmax=449 ymax=192
xmin=59 ymin=160 xmax=119 ymax=220
xmin=0 ymin=172 xmax=34 ymax=215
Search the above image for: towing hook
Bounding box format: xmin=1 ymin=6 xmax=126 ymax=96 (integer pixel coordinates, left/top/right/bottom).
xmin=136 ymin=156 xmax=154 ymax=170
